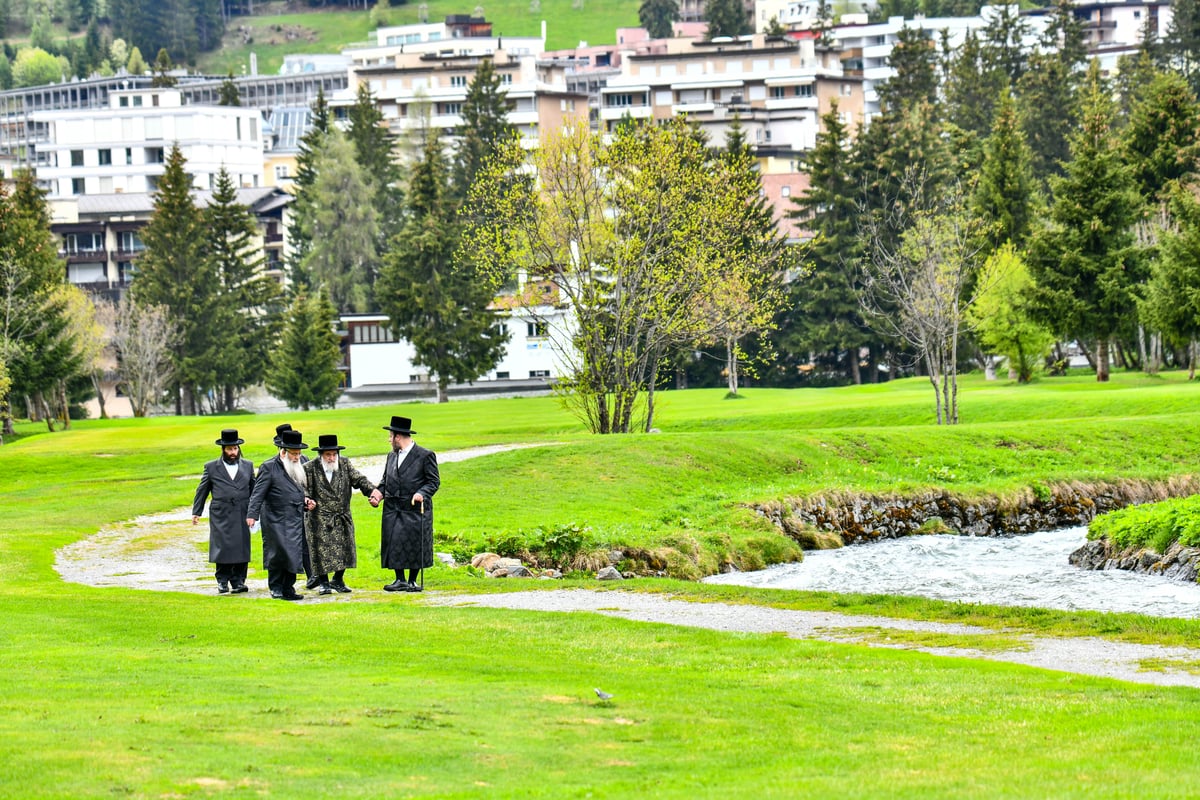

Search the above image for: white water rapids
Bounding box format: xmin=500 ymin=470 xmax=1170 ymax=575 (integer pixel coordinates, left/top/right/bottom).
xmin=704 ymin=526 xmax=1200 ymax=619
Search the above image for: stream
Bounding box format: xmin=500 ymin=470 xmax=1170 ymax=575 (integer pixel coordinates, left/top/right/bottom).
xmin=703 ymin=526 xmax=1200 ymax=619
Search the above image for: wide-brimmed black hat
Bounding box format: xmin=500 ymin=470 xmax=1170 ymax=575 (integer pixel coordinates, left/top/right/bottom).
xmin=279 ymin=429 xmax=308 ymax=450
xmin=312 ymin=434 xmax=346 ymax=452
xmin=215 ymin=429 xmax=244 ymax=446
xmin=272 ymin=423 xmax=293 ymax=447
xmin=383 ymin=415 xmax=416 ymax=434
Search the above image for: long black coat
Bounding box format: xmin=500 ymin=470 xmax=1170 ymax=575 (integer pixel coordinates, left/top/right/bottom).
xmin=303 ymin=456 xmax=375 ymax=575
xmin=247 ymin=455 xmax=307 ymax=573
xmin=192 ymin=457 xmax=255 ymax=564
xmin=381 ymin=445 xmax=440 ymax=570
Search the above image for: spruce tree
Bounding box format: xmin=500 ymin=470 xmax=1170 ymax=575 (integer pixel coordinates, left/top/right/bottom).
xmin=451 ymin=58 xmax=516 ymax=206
xmin=288 ymin=88 xmax=331 ymax=289
xmin=379 ymin=133 xmax=506 ymax=403
xmin=132 ymin=145 xmax=220 ymax=414
xmin=972 ymin=90 xmax=1035 ymax=253
xmin=1163 ymin=0 xmax=1200 ymax=95
xmin=347 ymin=81 xmax=402 ymax=238
xmin=266 ymin=291 xmax=343 ymax=411
xmin=1122 ymin=69 xmax=1200 ymax=205
xmin=218 ymin=73 xmax=240 ymax=106
xmin=205 ymin=167 xmax=283 ymax=411
xmin=878 ymin=26 xmax=940 ymax=118
xmin=1027 ymin=62 xmax=1141 ymax=382
xmin=703 ymin=0 xmax=749 ymax=38
xmin=151 ymin=48 xmax=177 ymax=87
xmin=639 ymin=0 xmax=679 ymax=39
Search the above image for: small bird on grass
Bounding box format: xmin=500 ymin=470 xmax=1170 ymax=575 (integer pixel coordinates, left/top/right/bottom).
xmin=594 ymin=688 xmax=613 ymax=701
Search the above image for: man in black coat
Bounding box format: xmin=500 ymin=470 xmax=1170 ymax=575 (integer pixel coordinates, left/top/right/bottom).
xmin=192 ymin=429 xmax=255 ymax=595
xmin=380 ymin=416 xmax=440 ymax=593
xmin=272 ymin=423 xmax=316 ymax=586
xmin=247 ymin=429 xmax=315 ymax=600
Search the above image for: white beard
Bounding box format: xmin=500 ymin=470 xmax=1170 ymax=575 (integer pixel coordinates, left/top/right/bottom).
xmin=283 ymin=457 xmax=306 ymax=488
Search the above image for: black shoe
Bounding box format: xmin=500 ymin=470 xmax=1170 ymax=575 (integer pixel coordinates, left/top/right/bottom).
xmin=384 ymin=580 xmax=407 ymax=592
xmin=231 ymin=583 xmax=248 ymax=594
xmin=404 ymin=581 xmax=423 ymax=593
xmin=281 ymin=592 xmax=304 ymax=601
xmin=317 ymin=583 xmax=333 ymax=596
xmin=330 ymin=582 xmax=351 ymax=594
xmin=270 ymin=591 xmax=283 ymax=599
xmin=305 ymin=576 xmax=322 ymax=590
xmin=217 ymin=582 xmax=230 ymax=594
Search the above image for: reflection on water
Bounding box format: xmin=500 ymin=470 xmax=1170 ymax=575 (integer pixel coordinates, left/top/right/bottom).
xmin=703 ymin=527 xmax=1200 ymax=619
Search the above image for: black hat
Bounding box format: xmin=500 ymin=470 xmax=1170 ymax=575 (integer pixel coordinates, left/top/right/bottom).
xmin=279 ymin=429 xmax=308 ymax=450
xmin=272 ymin=423 xmax=293 ymax=447
xmin=383 ymin=415 xmax=416 ymax=434
xmin=215 ymin=429 xmax=244 ymax=446
xmin=312 ymin=434 xmax=346 ymax=452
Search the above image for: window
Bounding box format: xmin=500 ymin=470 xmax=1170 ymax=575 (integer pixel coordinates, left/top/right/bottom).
xmin=145 ymin=147 xmax=165 ymax=164
xmin=71 ymin=177 xmax=85 ymax=195
xmin=118 ymin=261 xmax=136 ymax=285
xmin=98 ymin=148 xmax=112 ymax=166
xmin=151 ymin=94 xmax=159 ymax=107
xmin=125 ymin=148 xmax=133 ymax=165
xmin=70 ymin=150 xmax=84 ymax=166
xmin=770 ymin=86 xmax=786 ymax=99
xmin=274 ymin=165 xmax=290 ymax=180
xmin=607 ymin=93 xmax=634 ymax=107
xmin=797 ymin=84 xmax=813 ymax=98
xmin=132 ymin=95 xmax=143 ymax=107
xmin=500 ymin=74 xmax=512 ymax=85
xmin=64 ymin=232 xmax=103 ymax=253
xmin=780 ymin=186 xmax=791 ymax=197
xmin=841 ymin=83 xmax=852 ymax=97
xmin=450 ymin=75 xmax=468 ymax=87
xmin=118 ymin=96 xmax=129 ymax=107
xmin=495 ymin=371 xmax=510 ymax=379
xmin=442 ymin=102 xmax=463 ymax=115
xmin=526 ymin=321 xmax=548 ymax=338
xmin=118 ymin=231 xmax=144 ymax=252
xmin=351 ymin=323 xmax=394 ymax=344
xmin=530 ymin=369 xmax=551 ymax=378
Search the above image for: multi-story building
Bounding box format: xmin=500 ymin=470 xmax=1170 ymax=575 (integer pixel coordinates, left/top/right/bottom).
xmin=48 ymin=186 xmax=291 ymax=303
xmin=33 ymin=87 xmax=266 ymax=198
xmin=598 ymin=31 xmax=862 ymax=160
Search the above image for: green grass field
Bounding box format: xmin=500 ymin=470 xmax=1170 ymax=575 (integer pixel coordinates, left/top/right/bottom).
xmin=6 ymin=371 xmax=1200 ymax=797
xmin=199 ymin=0 xmax=640 ymax=75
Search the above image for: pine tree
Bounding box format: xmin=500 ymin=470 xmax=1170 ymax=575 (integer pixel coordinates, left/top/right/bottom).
xmin=218 ymin=73 xmax=240 ymax=106
xmin=288 ymin=88 xmax=331 ymax=289
xmin=265 ymin=291 xmax=343 ymax=411
xmin=703 ymin=0 xmax=749 ymax=38
xmin=132 ymin=145 xmax=220 ymax=414
xmin=346 ymin=82 xmax=403 ymax=260
xmin=379 ymin=132 xmax=506 ymax=403
xmin=1122 ymin=69 xmax=1200 ymax=205
xmin=205 ymin=167 xmax=283 ymax=411
xmin=151 ymin=48 xmax=177 ymax=87
xmin=639 ymin=0 xmax=678 ymax=39
xmin=1163 ymin=0 xmax=1200 ymax=95
xmin=1018 ymin=0 xmax=1086 ymax=192
xmin=878 ymin=26 xmax=940 ymax=118
xmin=301 ymin=128 xmax=380 ymax=313
xmin=943 ymin=30 xmax=1007 ymax=145
xmin=1027 ymin=62 xmax=1141 ymax=382
xmin=972 ymin=90 xmax=1036 ymax=252
xmin=451 ymin=58 xmax=516 ymax=206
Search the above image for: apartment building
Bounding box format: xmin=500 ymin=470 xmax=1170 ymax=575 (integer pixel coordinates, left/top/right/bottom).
xmin=33 ymin=87 xmax=266 ymax=198
xmin=599 ymin=32 xmax=862 ymax=159
xmin=49 ymin=186 xmax=291 ymax=303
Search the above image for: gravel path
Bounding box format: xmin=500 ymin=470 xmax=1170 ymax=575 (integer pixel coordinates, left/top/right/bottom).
xmin=53 ymin=442 xmax=1200 ymax=688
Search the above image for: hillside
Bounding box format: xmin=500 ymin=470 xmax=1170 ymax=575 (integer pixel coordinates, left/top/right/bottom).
xmin=197 ymin=0 xmax=641 ymax=76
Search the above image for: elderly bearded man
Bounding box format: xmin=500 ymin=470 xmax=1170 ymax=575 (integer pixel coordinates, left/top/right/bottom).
xmin=303 ymin=434 xmax=382 ymax=594
xmin=380 ymin=416 xmax=439 ymax=593
xmin=191 ymin=429 xmax=255 ymax=595
xmin=272 ymin=422 xmax=316 ymax=587
xmin=247 ymin=429 xmax=316 ymax=600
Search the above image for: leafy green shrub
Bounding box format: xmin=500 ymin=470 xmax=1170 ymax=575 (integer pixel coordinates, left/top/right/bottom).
xmin=1090 ymin=495 xmax=1200 ymax=552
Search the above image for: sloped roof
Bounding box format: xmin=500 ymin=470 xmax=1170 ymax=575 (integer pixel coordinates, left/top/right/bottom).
xmin=76 ymin=187 xmax=291 ymax=216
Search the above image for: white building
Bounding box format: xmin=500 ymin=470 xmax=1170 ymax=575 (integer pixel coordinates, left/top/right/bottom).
xmin=32 ymin=87 xmax=266 ymax=198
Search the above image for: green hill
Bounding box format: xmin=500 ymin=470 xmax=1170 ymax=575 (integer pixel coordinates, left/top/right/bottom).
xmin=198 ymin=0 xmax=640 ymax=76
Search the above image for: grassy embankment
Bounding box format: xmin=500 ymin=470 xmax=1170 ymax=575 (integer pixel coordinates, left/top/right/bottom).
xmin=6 ymin=372 xmax=1200 ymax=797
xmin=198 ymin=0 xmax=640 ymax=76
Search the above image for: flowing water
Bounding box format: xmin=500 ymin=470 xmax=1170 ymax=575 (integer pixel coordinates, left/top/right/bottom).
xmin=703 ymin=526 xmax=1200 ymax=619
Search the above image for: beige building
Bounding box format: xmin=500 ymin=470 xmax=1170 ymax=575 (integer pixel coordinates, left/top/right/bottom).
xmin=598 ymin=32 xmax=862 ymax=163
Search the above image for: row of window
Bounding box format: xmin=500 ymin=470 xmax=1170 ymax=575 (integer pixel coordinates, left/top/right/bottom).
xmin=62 ymin=231 xmax=144 ymax=253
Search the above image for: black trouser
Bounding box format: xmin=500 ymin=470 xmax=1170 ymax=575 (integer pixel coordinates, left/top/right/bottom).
xmin=215 ymin=563 xmax=248 ymax=585
xmin=267 ymin=569 xmax=296 ymax=595
xmin=316 ymin=570 xmax=346 ymax=585
xmin=395 ymin=569 xmax=421 ymax=583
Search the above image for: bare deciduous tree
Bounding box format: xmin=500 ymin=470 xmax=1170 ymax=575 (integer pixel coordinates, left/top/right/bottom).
xmin=106 ymin=296 xmax=178 ymax=418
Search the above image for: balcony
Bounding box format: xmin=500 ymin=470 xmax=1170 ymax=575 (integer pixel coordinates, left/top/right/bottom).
xmin=112 ymin=249 xmax=145 ymax=261
xmin=60 ymin=249 xmax=107 ymax=264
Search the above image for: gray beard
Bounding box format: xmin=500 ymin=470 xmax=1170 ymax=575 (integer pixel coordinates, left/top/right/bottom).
xmin=283 ymin=457 xmax=306 ymax=489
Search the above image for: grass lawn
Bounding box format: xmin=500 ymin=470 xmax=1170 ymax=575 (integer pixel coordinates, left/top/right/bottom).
xmin=5 ymin=371 xmax=1200 ymax=796
xmin=198 ymin=0 xmax=641 ymax=75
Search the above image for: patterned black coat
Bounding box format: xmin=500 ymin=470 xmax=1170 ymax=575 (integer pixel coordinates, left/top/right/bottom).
xmin=380 ymin=444 xmax=440 ymax=570
xmin=246 ymin=455 xmax=308 ymax=573
xmin=191 ymin=457 xmax=255 ymax=564
xmin=303 ymin=456 xmax=375 ymax=575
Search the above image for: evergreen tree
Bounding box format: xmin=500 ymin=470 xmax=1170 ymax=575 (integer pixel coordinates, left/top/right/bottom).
xmin=126 ymin=45 xmax=146 ymax=75
xmin=205 ymin=167 xmax=283 ymax=412
xmin=346 ymin=82 xmax=402 ymax=243
xmin=265 ymin=291 xmax=343 ymax=411
xmin=379 ymin=132 xmax=506 ymax=403
xmin=288 ymin=88 xmax=331 ymax=288
xmin=703 ymin=0 xmax=749 ymax=38
xmin=150 ymin=48 xmax=177 ymax=87
xmin=132 ymin=145 xmax=220 ymax=413
xmin=1027 ymin=62 xmax=1141 ymax=382
xmin=1163 ymin=0 xmax=1200 ymax=95
xmin=451 ymin=58 xmax=516 ymax=205
xmin=218 ymin=72 xmax=240 ymax=106
xmin=301 ymin=128 xmax=380 ymax=313
xmin=980 ymin=2 xmax=1030 ymax=86
xmin=1018 ymin=0 xmax=1087 ymax=192
xmin=972 ymin=90 xmax=1036 ymax=253
xmin=1141 ymin=184 xmax=1200 ymax=372
xmin=639 ymin=0 xmax=678 ymax=39
xmin=1122 ymin=69 xmax=1200 ymax=205
xmin=878 ymin=26 xmax=940 ymax=118
xmin=943 ymin=29 xmax=1007 ymax=145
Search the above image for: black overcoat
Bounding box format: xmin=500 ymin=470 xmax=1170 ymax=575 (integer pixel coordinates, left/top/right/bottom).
xmin=303 ymin=456 xmax=375 ymax=575
xmin=381 ymin=445 xmax=440 ymax=570
xmin=192 ymin=457 xmax=255 ymax=564
xmin=246 ymin=455 xmax=307 ymax=573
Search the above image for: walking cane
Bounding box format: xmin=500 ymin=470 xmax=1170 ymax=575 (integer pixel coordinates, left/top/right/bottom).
xmin=414 ymin=497 xmax=426 ymax=591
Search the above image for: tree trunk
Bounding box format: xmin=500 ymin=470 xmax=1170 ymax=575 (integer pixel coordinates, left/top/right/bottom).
xmin=1191 ymin=339 xmax=1197 ymax=381
xmin=1 ymin=398 xmax=12 ymax=437
xmin=91 ymin=371 xmax=108 ymax=419
xmin=984 ymin=355 xmax=996 ymax=381
xmin=1096 ymin=339 xmax=1110 ymax=382
xmin=58 ymin=380 xmax=70 ymax=429
xmin=1138 ymin=325 xmax=1148 ymax=373
xmin=925 ymin=350 xmax=943 ymax=425
xmin=437 ymin=382 xmax=449 ymax=403
xmin=848 ymin=347 xmax=861 ymax=384
xmin=726 ymin=336 xmax=739 ymax=396
xmin=26 ymin=394 xmax=38 ymax=422
xmin=645 ymin=360 xmax=660 ymax=432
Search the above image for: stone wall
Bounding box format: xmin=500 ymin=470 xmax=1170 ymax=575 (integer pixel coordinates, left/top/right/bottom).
xmin=755 ymin=475 xmax=1200 ymax=546
xmin=1069 ymin=538 xmax=1200 ymax=582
